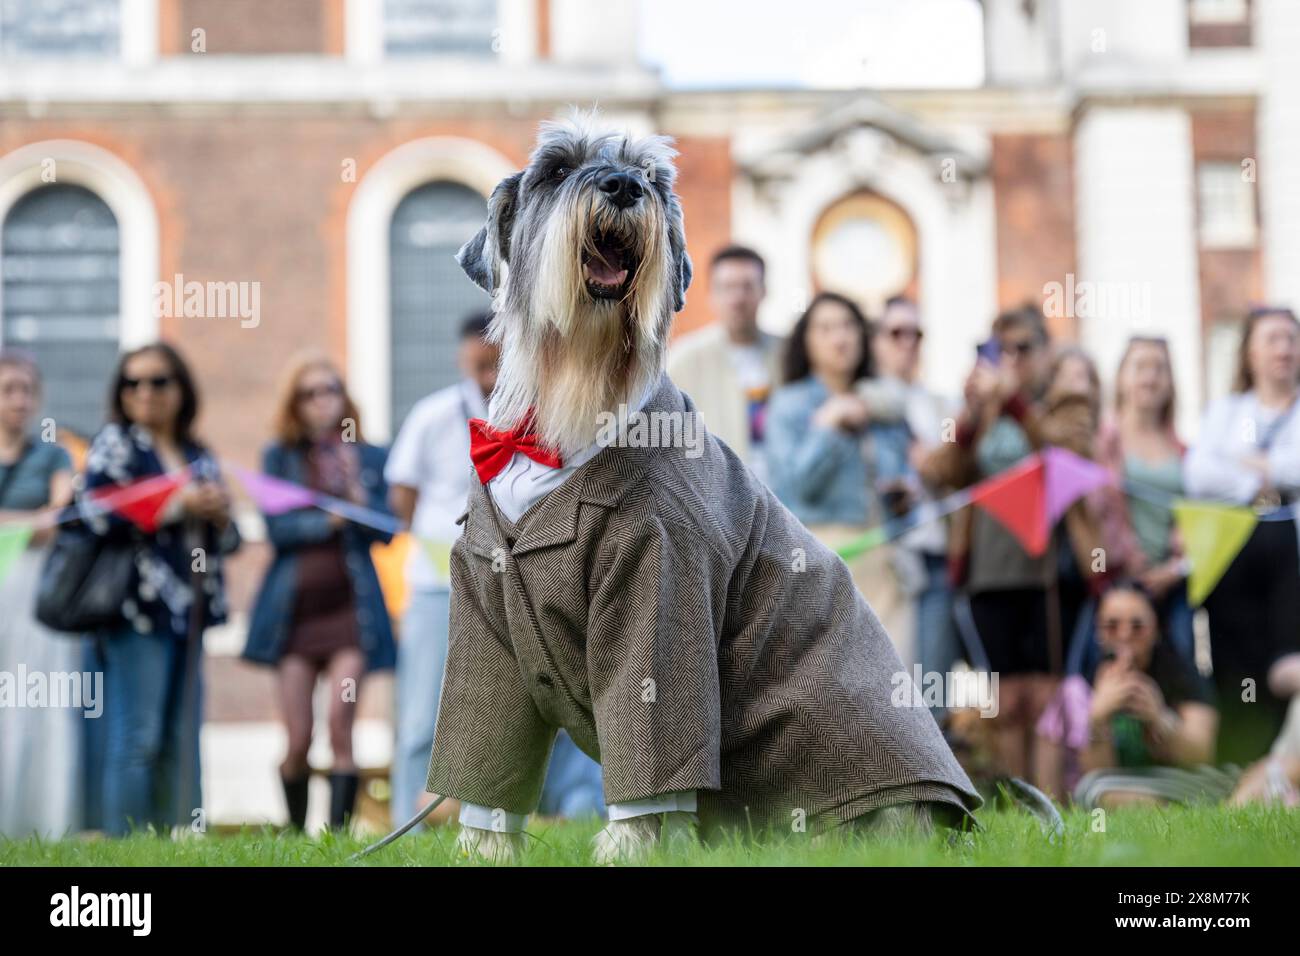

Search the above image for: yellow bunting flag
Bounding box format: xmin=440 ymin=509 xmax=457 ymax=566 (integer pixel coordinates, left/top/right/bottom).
xmin=419 ymin=538 xmax=454 ymax=579
xmin=0 ymin=525 xmax=34 ymax=586
xmin=1171 ymin=500 xmax=1258 ymax=607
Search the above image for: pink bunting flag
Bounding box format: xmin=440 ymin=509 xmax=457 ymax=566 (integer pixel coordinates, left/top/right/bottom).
xmin=1042 ymin=446 xmax=1114 ymax=527
xmin=234 ymin=466 xmax=318 ymax=515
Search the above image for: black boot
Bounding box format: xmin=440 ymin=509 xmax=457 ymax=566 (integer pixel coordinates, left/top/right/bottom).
xmin=328 ymin=772 xmax=360 ymax=831
xmin=280 ymin=770 xmax=310 ymax=831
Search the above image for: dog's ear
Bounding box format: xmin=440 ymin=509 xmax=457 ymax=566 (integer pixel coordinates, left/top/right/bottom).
xmin=456 ymin=172 xmax=522 ymax=295
xmin=667 ymin=196 xmax=692 ymax=313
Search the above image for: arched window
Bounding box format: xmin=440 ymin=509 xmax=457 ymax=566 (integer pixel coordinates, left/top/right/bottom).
xmin=1 ymin=184 xmax=120 ymax=436
xmin=388 ymin=180 xmax=490 ymax=431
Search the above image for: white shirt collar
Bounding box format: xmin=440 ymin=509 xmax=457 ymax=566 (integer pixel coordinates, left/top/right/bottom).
xmin=486 ymin=374 xmax=661 ymax=523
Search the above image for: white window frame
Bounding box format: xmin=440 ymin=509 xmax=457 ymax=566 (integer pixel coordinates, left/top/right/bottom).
xmin=346 ymin=136 xmax=516 ymax=440
xmin=1197 ymin=160 xmax=1257 ymax=249
xmin=0 ymin=138 xmax=159 ymax=353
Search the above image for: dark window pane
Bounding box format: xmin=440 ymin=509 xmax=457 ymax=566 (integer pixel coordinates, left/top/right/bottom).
xmin=389 ymin=180 xmax=490 ymax=432
xmin=2 ymin=184 xmax=120 ymax=436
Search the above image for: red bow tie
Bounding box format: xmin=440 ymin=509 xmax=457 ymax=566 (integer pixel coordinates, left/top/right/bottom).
xmin=468 ymin=414 xmax=564 ymax=484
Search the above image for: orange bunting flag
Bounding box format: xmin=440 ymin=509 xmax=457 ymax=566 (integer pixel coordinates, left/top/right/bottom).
xmin=970 ymin=454 xmax=1049 ymax=557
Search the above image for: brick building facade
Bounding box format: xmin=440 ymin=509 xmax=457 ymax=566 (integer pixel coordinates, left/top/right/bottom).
xmin=2 ymin=0 xmax=1295 ymax=826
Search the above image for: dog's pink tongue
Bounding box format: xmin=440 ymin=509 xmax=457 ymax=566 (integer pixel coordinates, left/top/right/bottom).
xmin=585 ymin=256 xmax=628 ymax=286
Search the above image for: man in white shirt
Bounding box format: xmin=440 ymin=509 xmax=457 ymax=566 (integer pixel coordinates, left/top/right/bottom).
xmin=667 ymin=246 xmax=783 ymax=484
xmin=385 ymin=313 xmax=497 ymax=827
xmin=388 ymin=314 xmax=606 ymax=827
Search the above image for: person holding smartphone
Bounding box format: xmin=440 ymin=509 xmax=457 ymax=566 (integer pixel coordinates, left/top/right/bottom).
xmin=920 ymin=307 xmax=1105 ymax=791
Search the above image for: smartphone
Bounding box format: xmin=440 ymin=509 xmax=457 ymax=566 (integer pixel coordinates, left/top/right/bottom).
xmin=976 ymin=338 xmax=1001 ymax=365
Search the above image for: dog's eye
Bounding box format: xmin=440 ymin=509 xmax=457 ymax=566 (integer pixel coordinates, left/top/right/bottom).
xmin=554 ymin=166 xmax=570 ymax=181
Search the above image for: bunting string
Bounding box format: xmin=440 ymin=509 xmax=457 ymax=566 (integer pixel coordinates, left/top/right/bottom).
xmin=0 ymin=446 xmax=1294 ymax=605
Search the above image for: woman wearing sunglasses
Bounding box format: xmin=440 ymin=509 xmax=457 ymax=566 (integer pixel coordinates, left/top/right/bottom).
xmin=82 ymin=343 xmax=240 ymax=836
xmin=1073 ymin=582 xmax=1223 ymax=810
xmin=243 ymin=350 xmax=394 ymax=832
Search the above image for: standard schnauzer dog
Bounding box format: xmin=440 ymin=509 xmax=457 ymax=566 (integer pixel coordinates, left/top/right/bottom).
xmin=457 ymin=112 xmax=690 ymax=459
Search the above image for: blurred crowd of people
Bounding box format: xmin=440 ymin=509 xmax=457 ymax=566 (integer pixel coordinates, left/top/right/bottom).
xmin=2 ymin=242 xmax=1300 ymax=840
xmin=669 ymin=245 xmax=1300 ymax=811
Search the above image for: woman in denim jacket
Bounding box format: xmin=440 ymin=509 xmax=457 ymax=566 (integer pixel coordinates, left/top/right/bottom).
xmin=243 ymin=351 xmax=395 ymax=831
xmin=765 ymin=292 xmax=913 ymax=656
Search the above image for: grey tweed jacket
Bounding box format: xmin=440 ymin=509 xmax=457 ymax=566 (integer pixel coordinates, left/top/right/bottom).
xmin=426 ymin=373 xmax=981 ymax=834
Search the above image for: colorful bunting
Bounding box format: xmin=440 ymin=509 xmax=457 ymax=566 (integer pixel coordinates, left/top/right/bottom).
xmin=90 ymin=471 xmax=187 ymax=533
xmin=971 ymin=454 xmax=1049 ymax=556
xmin=419 ymin=538 xmax=455 ymax=578
xmin=833 ymin=526 xmax=887 ymax=561
xmin=1171 ymin=500 xmax=1258 ymax=607
xmin=232 ymin=466 xmax=318 ymax=515
xmin=0 ymin=447 xmax=1281 ymax=608
xmin=0 ymin=525 xmax=34 ymax=585
xmin=1043 ymin=446 xmax=1114 ymax=527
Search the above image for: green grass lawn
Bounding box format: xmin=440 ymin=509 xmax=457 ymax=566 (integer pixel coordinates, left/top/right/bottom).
xmin=4 ymin=804 xmax=1298 ymax=866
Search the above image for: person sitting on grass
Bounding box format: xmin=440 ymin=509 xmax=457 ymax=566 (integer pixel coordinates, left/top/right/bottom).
xmin=1073 ymin=582 xmax=1227 ymax=810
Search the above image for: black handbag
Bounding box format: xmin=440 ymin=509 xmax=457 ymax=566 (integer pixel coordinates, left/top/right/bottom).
xmin=35 ymin=512 xmax=138 ymax=634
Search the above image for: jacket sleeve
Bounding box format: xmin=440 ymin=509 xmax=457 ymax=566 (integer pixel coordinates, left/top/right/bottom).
xmin=347 ymin=445 xmax=394 ymax=547
xmin=79 ymin=424 xmax=148 ymax=541
xmin=259 ymin=444 xmax=338 ymax=551
xmin=1266 ymin=406 xmax=1300 ymax=494
xmin=586 ymin=510 xmax=723 ymax=804
xmin=765 ymin=387 xmax=860 ymax=504
xmin=855 ymin=378 xmax=906 ymax=424
xmin=424 ymin=541 xmax=556 ymax=814
xmin=1185 ymin=398 xmax=1262 ymax=503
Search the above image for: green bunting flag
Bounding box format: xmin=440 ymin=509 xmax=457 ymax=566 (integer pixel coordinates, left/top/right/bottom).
xmin=0 ymin=525 xmax=34 ymax=586
xmin=834 ymin=526 xmax=888 ymax=561
xmin=1171 ymin=500 xmax=1258 ymax=607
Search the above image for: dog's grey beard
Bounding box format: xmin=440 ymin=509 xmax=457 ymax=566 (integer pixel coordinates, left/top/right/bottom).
xmin=487 ymin=188 xmax=674 ymax=458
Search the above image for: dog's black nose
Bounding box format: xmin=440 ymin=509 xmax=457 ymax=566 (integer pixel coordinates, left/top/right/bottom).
xmin=598 ymin=171 xmax=643 ymax=209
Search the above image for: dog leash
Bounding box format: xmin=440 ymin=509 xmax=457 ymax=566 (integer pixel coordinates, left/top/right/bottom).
xmin=346 ymin=794 xmax=447 ymax=862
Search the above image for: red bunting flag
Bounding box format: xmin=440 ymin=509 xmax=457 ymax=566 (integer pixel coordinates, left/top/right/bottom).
xmin=91 ymin=471 xmax=187 ymax=534
xmin=970 ymin=453 xmax=1049 ymax=557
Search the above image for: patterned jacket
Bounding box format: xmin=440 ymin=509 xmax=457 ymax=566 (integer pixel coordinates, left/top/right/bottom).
xmin=426 ymin=374 xmax=981 ymax=835
xmin=81 ymin=422 xmax=240 ymax=638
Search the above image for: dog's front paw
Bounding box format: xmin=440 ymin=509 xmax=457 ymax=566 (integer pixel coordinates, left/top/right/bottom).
xmin=591 ymin=811 xmax=698 ymax=865
xmin=455 ymin=825 xmax=524 ymax=864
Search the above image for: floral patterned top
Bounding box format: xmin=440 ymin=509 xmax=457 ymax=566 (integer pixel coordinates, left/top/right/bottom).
xmin=79 ymin=422 xmax=240 ymax=638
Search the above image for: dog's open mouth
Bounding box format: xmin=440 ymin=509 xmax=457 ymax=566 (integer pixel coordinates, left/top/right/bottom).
xmin=582 ymin=232 xmax=637 ymax=300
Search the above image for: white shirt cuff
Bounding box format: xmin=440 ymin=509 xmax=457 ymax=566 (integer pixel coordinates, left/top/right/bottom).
xmin=607 ymin=790 xmax=698 ymax=821
xmin=458 ymin=802 xmax=528 ymax=832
